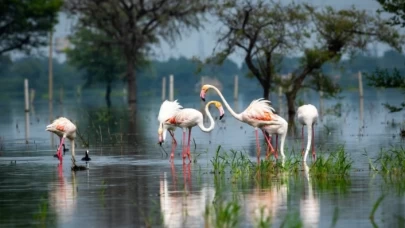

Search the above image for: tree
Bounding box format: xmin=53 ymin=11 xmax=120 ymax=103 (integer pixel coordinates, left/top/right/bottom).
xmin=211 ymin=0 xmax=309 ymax=100
xmin=65 ymin=0 xmax=213 ymax=114
xmin=0 ymin=0 xmax=62 ymax=55
xmin=210 ymin=0 xmax=403 ymax=121
xmin=377 ymin=0 xmax=405 ymax=27
xmin=65 ymin=26 xmax=127 ymax=107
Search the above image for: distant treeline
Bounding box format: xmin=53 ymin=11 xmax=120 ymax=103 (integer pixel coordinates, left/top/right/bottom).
xmin=0 ymin=50 xmax=403 ymax=100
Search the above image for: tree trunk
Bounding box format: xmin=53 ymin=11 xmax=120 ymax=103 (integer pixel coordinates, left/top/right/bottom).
xmin=262 ymin=85 xmax=270 ymax=100
xmin=286 ymin=91 xmax=297 ymax=124
xmin=105 ymin=82 xmax=111 ymax=108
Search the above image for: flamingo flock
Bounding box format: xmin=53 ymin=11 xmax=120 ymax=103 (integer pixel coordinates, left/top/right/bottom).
xmin=46 ymin=84 xmax=318 ymax=167
xmin=158 ymin=84 xmax=318 ymax=163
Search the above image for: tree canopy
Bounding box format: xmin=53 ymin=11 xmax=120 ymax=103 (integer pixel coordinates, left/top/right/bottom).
xmin=0 ymin=0 xmax=63 ymax=55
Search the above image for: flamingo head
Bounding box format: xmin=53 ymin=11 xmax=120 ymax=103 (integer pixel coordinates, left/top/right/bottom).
xmin=213 ymin=101 xmax=225 ymax=120
xmin=158 ymin=126 xmax=164 ymax=145
xmin=200 ymin=84 xmax=210 ymax=102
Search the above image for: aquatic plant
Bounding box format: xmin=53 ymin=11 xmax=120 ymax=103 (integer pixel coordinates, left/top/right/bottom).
xmin=368 ymin=147 xmax=405 ymax=175
xmin=255 ymin=206 xmax=272 ymax=228
xmin=310 ymin=146 xmax=352 ymax=178
xmin=204 ymin=200 xmax=241 ymax=228
xmin=280 ymin=210 xmax=303 ymax=228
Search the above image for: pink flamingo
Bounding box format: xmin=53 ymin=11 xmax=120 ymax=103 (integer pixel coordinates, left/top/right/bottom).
xmin=46 ymin=117 xmax=77 ymax=164
xmin=262 ymin=114 xmax=288 ymax=160
xmin=297 ymin=104 xmax=319 ymax=161
xmin=200 ymin=84 xmax=278 ymax=162
xmin=158 ymin=100 xmax=225 ymax=163
xmin=158 ymin=100 xmax=183 ymax=159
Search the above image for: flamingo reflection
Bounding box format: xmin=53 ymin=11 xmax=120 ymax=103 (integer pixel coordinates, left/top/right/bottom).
xmin=49 ymin=164 xmax=78 ymax=224
xmin=160 ymin=163 xmax=215 ymax=228
xmin=243 ymin=174 xmax=288 ymax=225
xmin=300 ymin=162 xmax=320 ymax=227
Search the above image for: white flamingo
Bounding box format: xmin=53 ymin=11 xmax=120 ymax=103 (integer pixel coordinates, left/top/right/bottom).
xmin=46 ymin=117 xmax=77 ymax=164
xmin=158 ymin=100 xmax=225 ymax=162
xmin=262 ymin=114 xmax=288 ymax=160
xmin=200 ymin=84 xmax=279 ymax=162
xmin=297 ymin=104 xmax=319 ymax=161
xmin=158 ymin=100 xmax=183 ymax=159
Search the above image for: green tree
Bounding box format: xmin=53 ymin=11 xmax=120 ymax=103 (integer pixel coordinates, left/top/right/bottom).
xmin=377 ymin=0 xmax=405 ymax=27
xmin=65 ymin=26 xmax=127 ymax=107
xmin=0 ymin=0 xmax=62 ymax=54
xmin=65 ymin=0 xmax=213 ymax=115
xmin=210 ymin=0 xmax=403 ymax=121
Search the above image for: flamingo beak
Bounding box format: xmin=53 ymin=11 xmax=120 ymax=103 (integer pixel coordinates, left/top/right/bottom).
xmin=200 ymin=90 xmax=206 ymax=102
xmin=219 ymin=107 xmax=225 ymax=120
xmin=158 ymin=134 xmax=163 ymax=146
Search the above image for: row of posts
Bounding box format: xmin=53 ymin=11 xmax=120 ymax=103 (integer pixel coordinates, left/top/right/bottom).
xmin=161 ymin=75 xmax=240 ymax=101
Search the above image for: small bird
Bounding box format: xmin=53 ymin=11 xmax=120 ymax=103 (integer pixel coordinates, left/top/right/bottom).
xmin=158 ymin=100 xmax=225 ymax=163
xmin=46 ymin=117 xmax=77 ymax=164
xmin=81 ymin=150 xmax=91 ymax=162
xmin=200 ymin=84 xmax=278 ymax=162
xmin=297 ymin=104 xmax=319 ymax=162
xmin=261 ymin=114 xmax=288 ymax=160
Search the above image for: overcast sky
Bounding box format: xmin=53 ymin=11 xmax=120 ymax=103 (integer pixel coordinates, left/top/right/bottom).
xmin=53 ymin=0 xmax=388 ymax=66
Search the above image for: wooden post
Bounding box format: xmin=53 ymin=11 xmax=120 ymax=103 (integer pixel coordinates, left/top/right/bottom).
xmin=161 ymin=77 xmax=166 ymax=101
xmin=30 ymin=89 xmax=35 ymax=104
xmin=234 ymin=75 xmax=239 ymax=100
xmin=358 ymin=71 xmax=364 ymax=98
xmin=319 ymin=73 xmax=324 ymax=122
xmin=59 ymin=87 xmax=63 ymax=104
xmin=24 ymin=79 xmax=29 ymax=112
xmin=48 ymin=31 xmax=53 ymax=103
xmin=24 ymin=79 xmax=30 ymax=144
xmin=169 ymin=74 xmax=174 ymax=101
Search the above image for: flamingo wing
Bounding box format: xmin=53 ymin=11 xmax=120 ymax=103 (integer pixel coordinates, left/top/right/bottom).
xmin=243 ymin=99 xmax=276 ymax=121
xmin=168 ymin=108 xmax=201 ymax=128
xmin=158 ymin=100 xmax=183 ymax=123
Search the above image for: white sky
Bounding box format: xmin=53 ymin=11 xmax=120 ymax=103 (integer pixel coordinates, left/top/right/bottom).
xmin=50 ymin=0 xmax=392 ymax=66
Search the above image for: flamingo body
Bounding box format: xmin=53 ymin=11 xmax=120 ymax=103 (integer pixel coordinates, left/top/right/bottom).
xmin=158 ymin=100 xmax=183 ymax=144
xmin=297 ymin=104 xmax=319 ymax=161
xmin=46 ymin=117 xmax=77 ymax=164
xmin=262 ymin=114 xmax=288 ymax=159
xmin=158 ymin=100 xmax=225 ymax=162
xmin=200 ymin=84 xmax=279 ymax=162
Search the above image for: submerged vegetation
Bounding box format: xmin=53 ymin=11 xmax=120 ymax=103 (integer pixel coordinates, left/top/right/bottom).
xmin=367 ymin=147 xmax=405 ymax=175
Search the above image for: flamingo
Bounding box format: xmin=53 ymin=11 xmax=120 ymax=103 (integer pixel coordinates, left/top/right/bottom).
xmin=158 ymin=100 xmax=183 ymax=160
xmin=297 ymin=104 xmax=319 ymax=161
xmin=262 ymin=114 xmax=288 ymax=160
xmin=46 ymin=117 xmax=77 ymax=165
xmin=158 ymin=100 xmax=225 ymax=163
xmin=200 ymin=84 xmax=278 ymax=162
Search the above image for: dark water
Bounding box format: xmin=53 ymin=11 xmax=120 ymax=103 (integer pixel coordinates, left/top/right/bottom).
xmin=0 ymin=89 xmax=404 ymax=227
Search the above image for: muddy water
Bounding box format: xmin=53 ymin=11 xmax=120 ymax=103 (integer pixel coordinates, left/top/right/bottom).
xmin=0 ymin=89 xmax=404 ymax=227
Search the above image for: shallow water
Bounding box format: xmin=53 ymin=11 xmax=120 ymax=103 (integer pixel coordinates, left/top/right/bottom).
xmin=0 ymin=89 xmax=404 ymax=227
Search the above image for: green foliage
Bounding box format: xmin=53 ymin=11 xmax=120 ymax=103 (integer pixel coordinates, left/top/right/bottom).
xmin=0 ymin=0 xmax=63 ymax=54
xmin=310 ymin=146 xmax=352 ymax=178
xmin=368 ymin=147 xmax=405 ymax=175
xmin=204 ymin=200 xmax=241 ymax=228
xmin=377 ymin=0 xmax=405 ymax=27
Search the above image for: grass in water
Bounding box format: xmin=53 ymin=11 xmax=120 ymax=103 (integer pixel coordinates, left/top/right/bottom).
xmin=367 ymin=147 xmax=405 ymax=175
xmin=310 ymin=146 xmax=352 ymax=178
xmin=204 ymin=200 xmax=241 ymax=228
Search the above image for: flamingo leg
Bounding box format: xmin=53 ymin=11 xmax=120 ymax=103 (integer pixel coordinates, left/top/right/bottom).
xmin=169 ymin=130 xmax=177 ymax=162
xmin=171 ymin=162 xmax=177 ymax=191
xmin=187 ymin=128 xmax=192 ymax=163
xmin=57 ymin=137 xmax=65 ymax=162
xmin=312 ymin=123 xmax=316 ymax=160
xmin=182 ymin=130 xmax=186 ymax=161
xmin=255 ymin=129 xmax=261 ymax=163
xmin=54 ymin=137 xmax=63 ymax=158
xmin=301 ymin=125 xmax=304 ymax=156
xmin=262 ymin=129 xmax=276 ymax=160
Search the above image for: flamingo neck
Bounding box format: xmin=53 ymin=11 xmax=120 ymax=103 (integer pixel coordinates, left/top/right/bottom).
xmin=303 ymin=124 xmax=312 ymax=162
xmin=208 ymin=85 xmax=242 ymax=121
xmin=198 ymin=102 xmax=216 ymax=132
xmin=279 ymin=131 xmax=287 ymax=159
